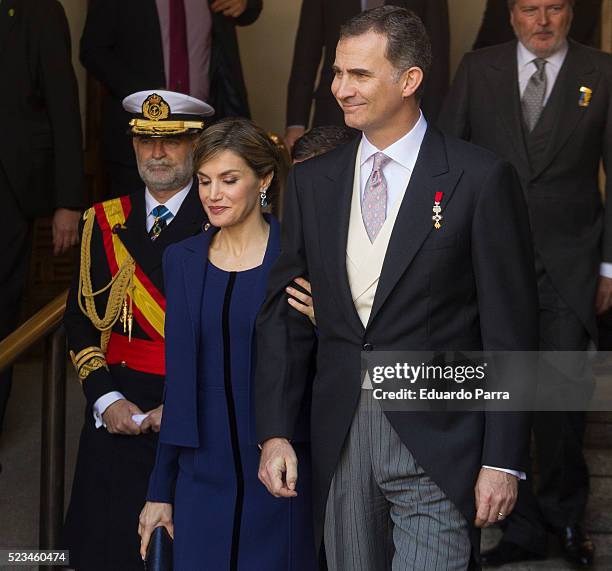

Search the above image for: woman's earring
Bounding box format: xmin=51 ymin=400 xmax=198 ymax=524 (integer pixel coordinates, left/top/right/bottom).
xmin=260 ymin=186 xmax=269 ymax=208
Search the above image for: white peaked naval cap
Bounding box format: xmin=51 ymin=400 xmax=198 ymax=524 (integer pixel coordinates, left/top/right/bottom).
xmin=122 ymin=90 xmax=215 ymax=137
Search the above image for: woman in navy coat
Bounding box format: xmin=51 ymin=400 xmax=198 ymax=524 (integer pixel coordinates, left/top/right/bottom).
xmin=138 ymin=118 xmax=316 ymax=571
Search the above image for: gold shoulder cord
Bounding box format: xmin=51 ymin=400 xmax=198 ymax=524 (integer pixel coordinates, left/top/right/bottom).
xmin=73 ymin=208 xmax=136 ymax=382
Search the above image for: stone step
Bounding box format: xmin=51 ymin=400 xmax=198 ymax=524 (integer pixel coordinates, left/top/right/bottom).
xmin=585 ymin=422 xmax=612 ymax=448
xmin=585 ymin=449 xmax=612 ymax=476
xmin=593 ymin=533 xmax=612 ymax=557
xmin=482 ymin=529 xmax=612 ymax=569
xmin=533 ymin=449 xmax=612 ymax=478
xmin=586 ymin=498 xmax=612 ymax=534
xmin=590 ymin=477 xmax=612 ymax=501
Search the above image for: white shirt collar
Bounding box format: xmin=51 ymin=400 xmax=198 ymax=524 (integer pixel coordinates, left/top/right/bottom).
xmin=145 ymin=179 xmax=193 ymax=220
xmin=360 ymin=110 xmax=428 ymax=171
xmin=517 ymin=40 xmax=568 ymax=71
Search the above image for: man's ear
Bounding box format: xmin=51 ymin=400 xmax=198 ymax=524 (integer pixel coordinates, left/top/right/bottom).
xmin=400 ymin=67 xmax=424 ymax=99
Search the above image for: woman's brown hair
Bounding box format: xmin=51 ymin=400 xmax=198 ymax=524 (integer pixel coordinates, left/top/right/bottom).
xmin=193 ymin=118 xmax=287 ymax=210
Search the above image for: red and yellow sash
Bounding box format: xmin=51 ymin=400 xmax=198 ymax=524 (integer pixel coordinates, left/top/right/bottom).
xmin=93 ymin=197 xmax=166 ymax=341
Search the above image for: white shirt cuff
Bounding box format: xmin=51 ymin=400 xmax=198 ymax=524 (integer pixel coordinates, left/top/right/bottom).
xmin=93 ymin=391 xmax=126 ymax=429
xmin=600 ymin=263 xmax=612 ymax=278
xmin=483 ymin=465 xmax=526 ymax=480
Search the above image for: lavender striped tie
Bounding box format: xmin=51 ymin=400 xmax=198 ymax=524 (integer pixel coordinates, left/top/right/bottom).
xmin=362 ymin=152 xmax=391 ymax=242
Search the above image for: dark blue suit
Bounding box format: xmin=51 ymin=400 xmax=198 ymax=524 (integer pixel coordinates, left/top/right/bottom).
xmin=147 ymin=216 xmax=316 ymax=570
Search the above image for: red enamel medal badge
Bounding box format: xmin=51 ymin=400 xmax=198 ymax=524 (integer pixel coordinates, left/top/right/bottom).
xmin=432 ymin=191 xmax=444 ymax=230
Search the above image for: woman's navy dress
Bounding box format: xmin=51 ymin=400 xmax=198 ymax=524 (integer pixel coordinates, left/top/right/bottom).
xmin=148 ymin=219 xmax=315 ymax=571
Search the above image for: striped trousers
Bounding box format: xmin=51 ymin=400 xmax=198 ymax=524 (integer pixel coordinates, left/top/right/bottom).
xmin=324 ymin=390 xmax=471 ymax=571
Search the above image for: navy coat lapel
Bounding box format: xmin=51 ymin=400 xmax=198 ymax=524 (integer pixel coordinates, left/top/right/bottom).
xmin=531 ymin=41 xmax=599 ymax=180
xmin=175 ymin=216 xmax=281 ymax=446
xmin=314 ymin=138 xmax=367 ymax=337
xmin=181 ymin=224 xmax=217 ymax=343
xmin=180 ymin=215 xmax=281 ymax=354
xmin=485 ymin=41 xmax=531 ymax=174
xmin=367 ymin=127 xmax=462 ymax=329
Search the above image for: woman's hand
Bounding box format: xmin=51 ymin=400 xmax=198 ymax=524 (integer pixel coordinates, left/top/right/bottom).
xmin=138 ymin=501 xmax=174 ymax=560
xmin=286 ymin=277 xmax=316 ymax=326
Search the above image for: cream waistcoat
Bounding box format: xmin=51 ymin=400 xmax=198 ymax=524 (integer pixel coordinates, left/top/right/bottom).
xmin=347 ymin=143 xmax=407 ymax=328
xmin=347 ymin=144 xmax=408 ymax=389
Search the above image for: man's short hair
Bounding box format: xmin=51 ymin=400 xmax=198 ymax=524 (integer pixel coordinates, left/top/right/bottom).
xmin=339 ymin=6 xmax=432 ymax=100
xmin=292 ymin=126 xmax=355 ymax=162
xmin=507 ymin=0 xmax=575 ymax=8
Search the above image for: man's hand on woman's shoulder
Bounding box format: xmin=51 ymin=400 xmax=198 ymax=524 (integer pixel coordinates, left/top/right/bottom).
xmin=286 ymin=277 xmax=316 ymax=326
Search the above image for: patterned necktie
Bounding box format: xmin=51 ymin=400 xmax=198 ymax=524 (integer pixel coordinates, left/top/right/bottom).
xmin=522 ymin=58 xmax=547 ymax=132
xmin=169 ymin=0 xmax=190 ymax=94
xmin=362 ymin=152 xmax=391 ymax=243
xmin=149 ymin=205 xmax=172 ymax=241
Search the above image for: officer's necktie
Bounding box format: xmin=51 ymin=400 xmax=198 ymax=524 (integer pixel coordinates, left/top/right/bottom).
xmin=169 ymin=0 xmax=190 ymax=94
xmin=522 ymin=58 xmax=547 ymax=132
xmin=149 ymin=205 xmax=172 ymax=241
xmin=362 ymin=152 xmax=391 ymax=243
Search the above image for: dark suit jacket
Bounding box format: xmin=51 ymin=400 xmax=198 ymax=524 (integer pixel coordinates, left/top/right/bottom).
xmin=286 ymin=0 xmax=450 ymax=127
xmin=473 ymin=0 xmax=603 ymax=50
xmin=0 ymin=0 xmax=84 ymax=218
xmin=439 ymin=40 xmax=612 ymax=342
xmin=255 ymin=127 xmax=539 ymax=557
xmin=80 ymin=0 xmax=262 ymax=167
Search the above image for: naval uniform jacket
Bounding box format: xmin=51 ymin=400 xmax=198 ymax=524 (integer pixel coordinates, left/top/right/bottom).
xmin=62 ymin=182 xmax=206 ymax=571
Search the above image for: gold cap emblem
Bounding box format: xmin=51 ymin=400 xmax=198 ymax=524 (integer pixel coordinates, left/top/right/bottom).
xmin=142 ymin=93 xmax=170 ymax=121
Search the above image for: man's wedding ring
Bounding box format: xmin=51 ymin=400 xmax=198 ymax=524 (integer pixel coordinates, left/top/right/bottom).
xmin=497 ymin=512 xmax=505 ymax=520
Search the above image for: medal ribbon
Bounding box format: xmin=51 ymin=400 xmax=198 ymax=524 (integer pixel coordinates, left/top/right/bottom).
xmin=94 ymin=197 xmax=166 ymax=341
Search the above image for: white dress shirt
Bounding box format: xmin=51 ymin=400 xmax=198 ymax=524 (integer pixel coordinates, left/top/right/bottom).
xmin=360 ymin=110 xmax=427 ymax=210
xmin=92 ymin=181 xmax=192 ymax=428
xmin=516 ymin=41 xmax=612 ymax=279
xmin=144 ymin=181 xmax=192 ymax=232
xmin=359 ymin=114 xmax=524 ymax=480
xmin=517 ymin=40 xmax=568 ymax=104
xmin=155 ymin=0 xmax=212 ymax=102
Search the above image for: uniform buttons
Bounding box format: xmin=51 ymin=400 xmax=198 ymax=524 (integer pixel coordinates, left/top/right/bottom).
xmin=362 ymin=343 xmax=374 ymax=352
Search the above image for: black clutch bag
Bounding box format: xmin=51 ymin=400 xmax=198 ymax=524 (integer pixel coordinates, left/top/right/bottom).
xmin=144 ymin=526 xmax=173 ymax=571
